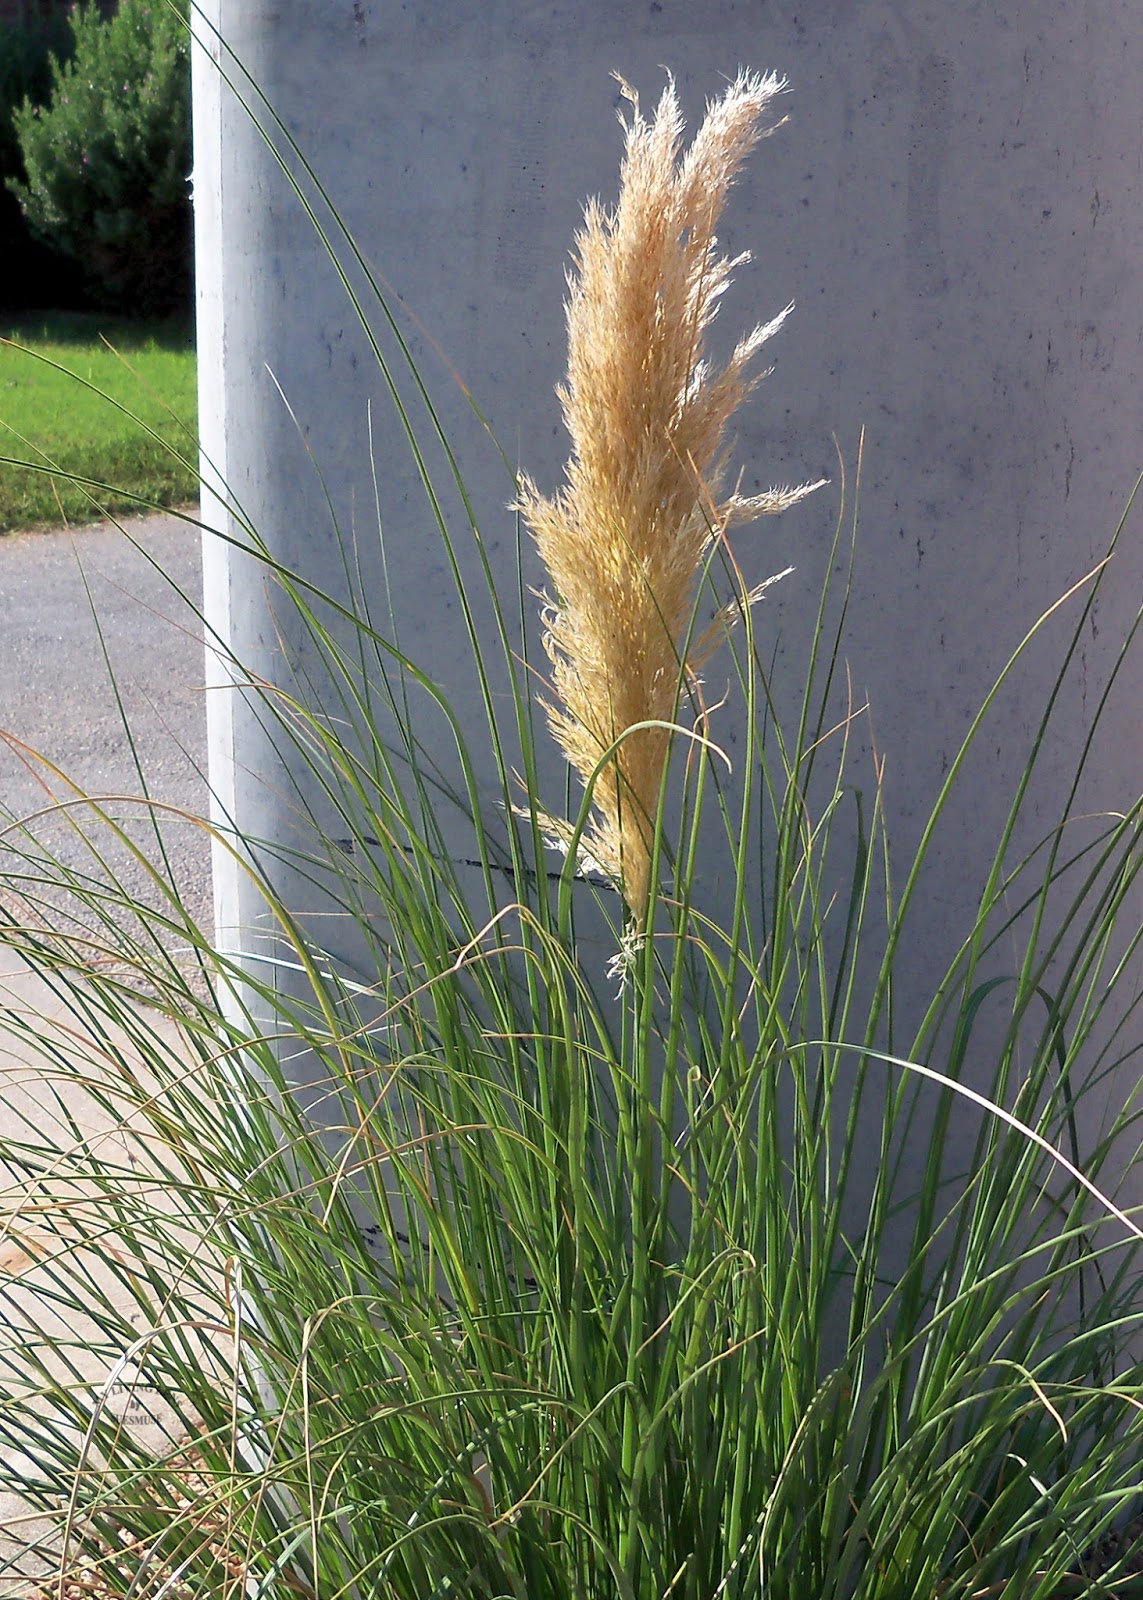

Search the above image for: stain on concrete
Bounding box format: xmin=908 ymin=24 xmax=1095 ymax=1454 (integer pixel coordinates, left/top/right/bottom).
xmin=907 ymin=51 xmax=953 ymax=299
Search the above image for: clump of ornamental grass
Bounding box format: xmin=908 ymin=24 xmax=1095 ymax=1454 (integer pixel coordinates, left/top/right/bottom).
xmin=3 ymin=42 xmax=1143 ymax=1600
xmin=518 ymin=69 xmax=823 ymax=923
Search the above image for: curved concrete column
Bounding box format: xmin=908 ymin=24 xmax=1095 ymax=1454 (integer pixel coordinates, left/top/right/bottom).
xmin=191 ymin=3 xmax=1142 ymax=1125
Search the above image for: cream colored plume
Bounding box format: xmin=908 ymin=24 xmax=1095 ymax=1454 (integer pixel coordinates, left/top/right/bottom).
xmin=518 ymin=69 xmax=823 ymax=924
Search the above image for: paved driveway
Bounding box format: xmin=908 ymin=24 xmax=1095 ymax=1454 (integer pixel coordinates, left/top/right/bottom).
xmin=0 ymin=511 xmax=212 ymax=953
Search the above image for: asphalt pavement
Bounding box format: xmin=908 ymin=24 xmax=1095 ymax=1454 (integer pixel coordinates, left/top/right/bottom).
xmin=0 ymin=510 xmax=212 ymax=1588
xmin=0 ymin=511 xmax=212 ymax=952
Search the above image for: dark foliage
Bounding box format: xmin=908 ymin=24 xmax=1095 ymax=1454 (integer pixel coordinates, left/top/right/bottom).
xmin=0 ymin=12 xmax=86 ymax=309
xmin=8 ymin=0 xmax=191 ymax=316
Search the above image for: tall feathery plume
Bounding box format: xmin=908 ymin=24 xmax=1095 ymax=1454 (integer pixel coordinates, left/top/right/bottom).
xmin=518 ymin=69 xmax=823 ymax=925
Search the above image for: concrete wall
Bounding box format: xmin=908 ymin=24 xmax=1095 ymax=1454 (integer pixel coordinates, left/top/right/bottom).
xmin=191 ymin=3 xmax=1141 ymax=1118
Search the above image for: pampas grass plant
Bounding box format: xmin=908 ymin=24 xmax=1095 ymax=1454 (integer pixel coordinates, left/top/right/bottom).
xmin=2 ymin=33 xmax=1143 ymax=1600
xmin=519 ymin=69 xmax=822 ymax=922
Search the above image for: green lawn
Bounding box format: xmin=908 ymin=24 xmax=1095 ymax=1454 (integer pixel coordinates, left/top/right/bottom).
xmin=0 ymin=311 xmax=197 ymax=534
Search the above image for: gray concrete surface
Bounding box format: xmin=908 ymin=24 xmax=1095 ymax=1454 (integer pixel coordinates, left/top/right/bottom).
xmin=192 ymin=5 xmax=1143 ymax=1202
xmin=0 ymin=512 xmax=212 ymax=953
xmin=193 ymin=4 xmax=1142 ymax=985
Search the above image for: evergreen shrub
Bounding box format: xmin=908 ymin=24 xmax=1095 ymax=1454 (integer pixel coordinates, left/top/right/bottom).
xmin=0 ymin=13 xmax=83 ymax=308
xmin=8 ymin=0 xmax=191 ymax=315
